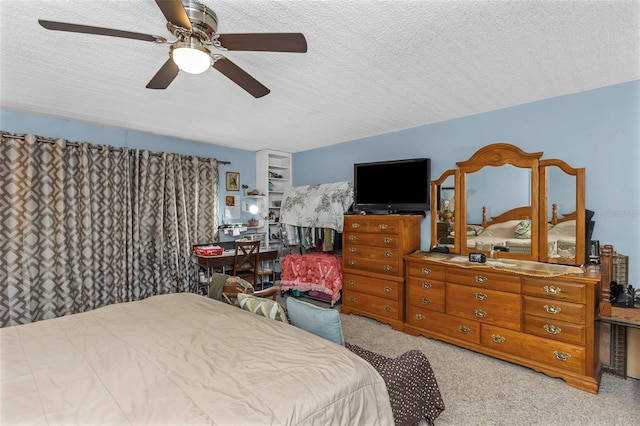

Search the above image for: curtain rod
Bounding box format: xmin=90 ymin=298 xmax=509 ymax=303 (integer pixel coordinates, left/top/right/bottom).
xmin=1 ymin=131 xmax=231 ymax=165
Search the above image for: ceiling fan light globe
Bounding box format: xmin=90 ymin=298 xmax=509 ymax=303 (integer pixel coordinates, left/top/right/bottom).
xmin=172 ymin=46 xmax=211 ymax=74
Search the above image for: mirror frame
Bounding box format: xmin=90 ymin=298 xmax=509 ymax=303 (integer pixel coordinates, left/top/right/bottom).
xmin=430 ymin=143 xmax=587 ymax=266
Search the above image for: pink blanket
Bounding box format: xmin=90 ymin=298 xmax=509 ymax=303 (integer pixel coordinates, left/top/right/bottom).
xmin=280 ymin=253 xmax=342 ymax=305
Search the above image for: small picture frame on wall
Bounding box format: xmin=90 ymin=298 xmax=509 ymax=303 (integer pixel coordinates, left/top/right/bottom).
xmin=226 ymin=172 xmax=240 ymax=191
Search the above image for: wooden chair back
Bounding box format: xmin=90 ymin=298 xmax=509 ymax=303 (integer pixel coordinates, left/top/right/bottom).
xmin=232 ymin=240 xmax=261 ymax=284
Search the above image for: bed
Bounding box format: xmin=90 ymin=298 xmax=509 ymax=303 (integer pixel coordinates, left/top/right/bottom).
xmin=279 ymin=252 xmax=343 ymax=305
xmin=460 ymin=205 xmax=577 ymax=258
xmin=0 ymin=293 xmax=394 ymax=425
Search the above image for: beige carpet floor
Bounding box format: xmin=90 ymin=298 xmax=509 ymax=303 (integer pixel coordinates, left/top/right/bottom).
xmin=337 ymin=310 xmax=640 ymax=426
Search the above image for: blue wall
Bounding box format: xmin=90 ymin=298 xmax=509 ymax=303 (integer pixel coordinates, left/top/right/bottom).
xmin=0 ymin=109 xmax=257 ymax=227
xmin=3 ymin=80 xmax=638 ymax=284
xmin=293 ymin=80 xmax=640 ymax=284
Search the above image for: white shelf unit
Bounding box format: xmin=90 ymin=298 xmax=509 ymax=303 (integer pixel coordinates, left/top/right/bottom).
xmin=256 ymin=150 xmax=292 ymax=247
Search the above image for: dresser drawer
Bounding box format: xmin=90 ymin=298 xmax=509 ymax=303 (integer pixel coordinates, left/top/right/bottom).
xmin=343 ymin=272 xmax=399 ymax=300
xmin=523 ymin=296 xmax=585 ymax=324
xmin=447 ymin=268 xmax=521 ymax=293
xmin=522 ymin=278 xmax=586 ymax=304
xmin=523 ymin=315 xmax=585 ymax=346
xmin=343 ymin=254 xmax=401 ymax=276
xmin=406 ymin=307 xmax=480 ymax=344
xmin=406 ymin=262 xmax=446 ymax=281
xmin=407 ymin=277 xmax=445 ymax=312
xmin=344 ymin=218 xmax=400 ymax=234
xmin=342 ymin=290 xmax=401 ymax=321
xmin=344 ymin=232 xmax=400 ymax=248
xmin=481 ymin=325 xmax=585 ymax=374
xmin=446 ymin=283 xmax=522 ymax=330
xmin=344 ymin=244 xmax=400 ymax=263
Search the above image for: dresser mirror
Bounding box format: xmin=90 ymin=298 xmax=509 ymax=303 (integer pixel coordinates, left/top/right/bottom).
xmin=539 ymin=159 xmax=586 ymax=265
xmin=430 ymin=169 xmax=460 ymax=252
xmin=430 ymin=143 xmax=586 ymax=266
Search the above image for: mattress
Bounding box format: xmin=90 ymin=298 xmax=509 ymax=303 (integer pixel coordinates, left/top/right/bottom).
xmin=0 ymin=293 xmax=393 ymax=425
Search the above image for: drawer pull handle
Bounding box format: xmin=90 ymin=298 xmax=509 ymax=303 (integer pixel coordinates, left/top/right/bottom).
xmin=458 ymin=325 xmax=470 ymax=334
xmin=474 ymin=292 xmax=487 ymax=301
xmin=384 ymin=286 xmax=392 ymax=293
xmin=553 ymin=350 xmax=572 ymax=362
xmin=383 ymin=237 xmax=393 ymax=244
xmin=474 ymin=275 xmax=488 ymax=284
xmin=421 ymin=298 xmax=431 ymax=305
xmin=421 ymin=282 xmax=432 ymax=289
xmin=415 ymin=313 xmax=425 ymax=321
xmin=543 ymin=324 xmax=562 ymax=335
xmin=474 ymin=309 xmax=487 ymax=318
xmin=421 ymin=268 xmax=432 ymax=275
xmin=384 ymin=251 xmax=392 ymax=257
xmin=491 ymin=334 xmax=506 ymax=343
xmin=348 ymin=296 xmax=356 ymax=302
xmin=383 ymin=305 xmax=392 ymax=312
xmin=349 ymin=260 xmax=356 ymax=265
xmin=351 ymin=223 xmax=360 ymax=229
xmin=383 ymin=265 xmax=392 ymax=271
xmin=349 ymin=247 xmax=356 ymax=252
xmin=543 ymin=285 xmax=562 ymax=295
xmin=378 ymin=224 xmax=388 ymax=230
xmin=347 ymin=280 xmax=355 ymax=286
xmin=543 ymin=304 xmax=562 ymax=314
xmin=348 ymin=235 xmax=356 ymax=241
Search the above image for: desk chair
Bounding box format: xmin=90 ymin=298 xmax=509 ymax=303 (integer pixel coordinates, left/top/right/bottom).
xmin=233 ymin=240 xmax=261 ymax=286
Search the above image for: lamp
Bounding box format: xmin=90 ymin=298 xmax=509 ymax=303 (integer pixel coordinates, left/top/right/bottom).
xmin=171 ymin=40 xmax=212 ymax=74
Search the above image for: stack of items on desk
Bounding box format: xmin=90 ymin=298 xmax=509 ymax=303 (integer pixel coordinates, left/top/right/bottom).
xmin=194 ymin=245 xmax=224 ymax=257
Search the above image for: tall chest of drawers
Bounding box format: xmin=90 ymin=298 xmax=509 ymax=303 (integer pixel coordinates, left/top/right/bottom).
xmin=403 ymin=253 xmax=602 ymax=393
xmin=341 ymin=215 xmax=422 ymax=330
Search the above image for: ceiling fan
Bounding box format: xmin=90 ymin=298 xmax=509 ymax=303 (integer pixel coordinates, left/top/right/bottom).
xmin=38 ymin=0 xmax=307 ymax=98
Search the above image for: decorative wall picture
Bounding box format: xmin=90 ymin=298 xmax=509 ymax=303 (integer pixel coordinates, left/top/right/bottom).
xmin=226 ymin=172 xmax=240 ymax=191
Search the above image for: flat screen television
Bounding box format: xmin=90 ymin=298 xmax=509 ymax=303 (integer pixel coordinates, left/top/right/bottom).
xmin=353 ymin=158 xmax=431 ymax=214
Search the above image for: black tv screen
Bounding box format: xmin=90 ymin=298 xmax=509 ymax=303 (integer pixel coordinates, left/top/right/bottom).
xmin=354 ymin=158 xmax=431 ymax=213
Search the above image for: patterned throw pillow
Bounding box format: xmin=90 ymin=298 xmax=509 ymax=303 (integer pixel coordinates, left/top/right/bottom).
xmin=514 ymin=219 xmax=531 ymax=239
xmin=237 ymin=293 xmax=288 ymax=323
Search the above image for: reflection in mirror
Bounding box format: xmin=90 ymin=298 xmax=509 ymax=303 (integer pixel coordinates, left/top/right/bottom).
xmin=465 ymin=165 xmax=531 ymax=224
xmin=547 ymin=165 xmax=576 ymax=221
xmin=431 ymin=169 xmax=460 ymax=253
xmin=540 ymin=160 xmax=585 ymax=265
xmin=463 ymin=165 xmax=533 ymax=255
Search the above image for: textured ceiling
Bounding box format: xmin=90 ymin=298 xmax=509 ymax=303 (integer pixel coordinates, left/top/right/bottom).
xmin=1 ymin=1 xmax=638 ymax=153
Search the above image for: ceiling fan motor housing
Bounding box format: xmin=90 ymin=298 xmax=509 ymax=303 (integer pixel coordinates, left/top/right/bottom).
xmin=183 ymin=0 xmax=218 ymax=37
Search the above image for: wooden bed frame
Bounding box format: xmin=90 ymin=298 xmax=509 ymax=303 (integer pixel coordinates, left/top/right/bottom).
xmin=479 ymin=204 xmax=574 ymax=228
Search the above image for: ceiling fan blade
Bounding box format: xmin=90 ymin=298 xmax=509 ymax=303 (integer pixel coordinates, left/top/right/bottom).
xmin=146 ymin=58 xmax=180 ymax=89
xmin=38 ymin=20 xmax=164 ymax=43
xmin=155 ymin=0 xmax=192 ymax=30
xmin=213 ymin=58 xmax=270 ymax=98
xmin=217 ymin=33 xmax=307 ymax=53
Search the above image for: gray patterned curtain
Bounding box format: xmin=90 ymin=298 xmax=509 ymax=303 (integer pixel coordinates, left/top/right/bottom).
xmin=0 ymin=132 xmax=220 ymax=326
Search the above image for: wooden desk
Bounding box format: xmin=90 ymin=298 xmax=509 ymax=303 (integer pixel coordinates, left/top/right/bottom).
xmin=195 ymin=248 xmax=278 ymax=269
xmin=193 ymin=247 xmax=280 ymax=294
xmin=599 ymin=306 xmax=640 ymax=378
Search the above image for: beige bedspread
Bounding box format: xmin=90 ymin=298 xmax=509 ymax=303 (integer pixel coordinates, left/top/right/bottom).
xmin=1 ymin=293 xmax=393 ymax=425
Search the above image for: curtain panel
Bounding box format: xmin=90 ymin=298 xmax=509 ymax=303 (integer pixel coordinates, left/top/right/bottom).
xmin=0 ymin=132 xmax=220 ymax=327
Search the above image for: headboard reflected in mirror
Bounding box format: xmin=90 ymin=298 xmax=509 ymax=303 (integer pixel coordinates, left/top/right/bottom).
xmin=430 ymin=143 xmax=587 ymax=266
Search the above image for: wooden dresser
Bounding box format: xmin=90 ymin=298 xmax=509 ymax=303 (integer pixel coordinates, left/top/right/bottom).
xmin=341 ymin=215 xmax=422 ymax=330
xmin=403 ymin=252 xmax=602 ymax=393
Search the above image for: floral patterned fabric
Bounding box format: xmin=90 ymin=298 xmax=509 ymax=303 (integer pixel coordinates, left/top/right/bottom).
xmin=280 ymin=253 xmax=343 ymax=305
xmin=280 ymin=181 xmax=354 ymax=232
